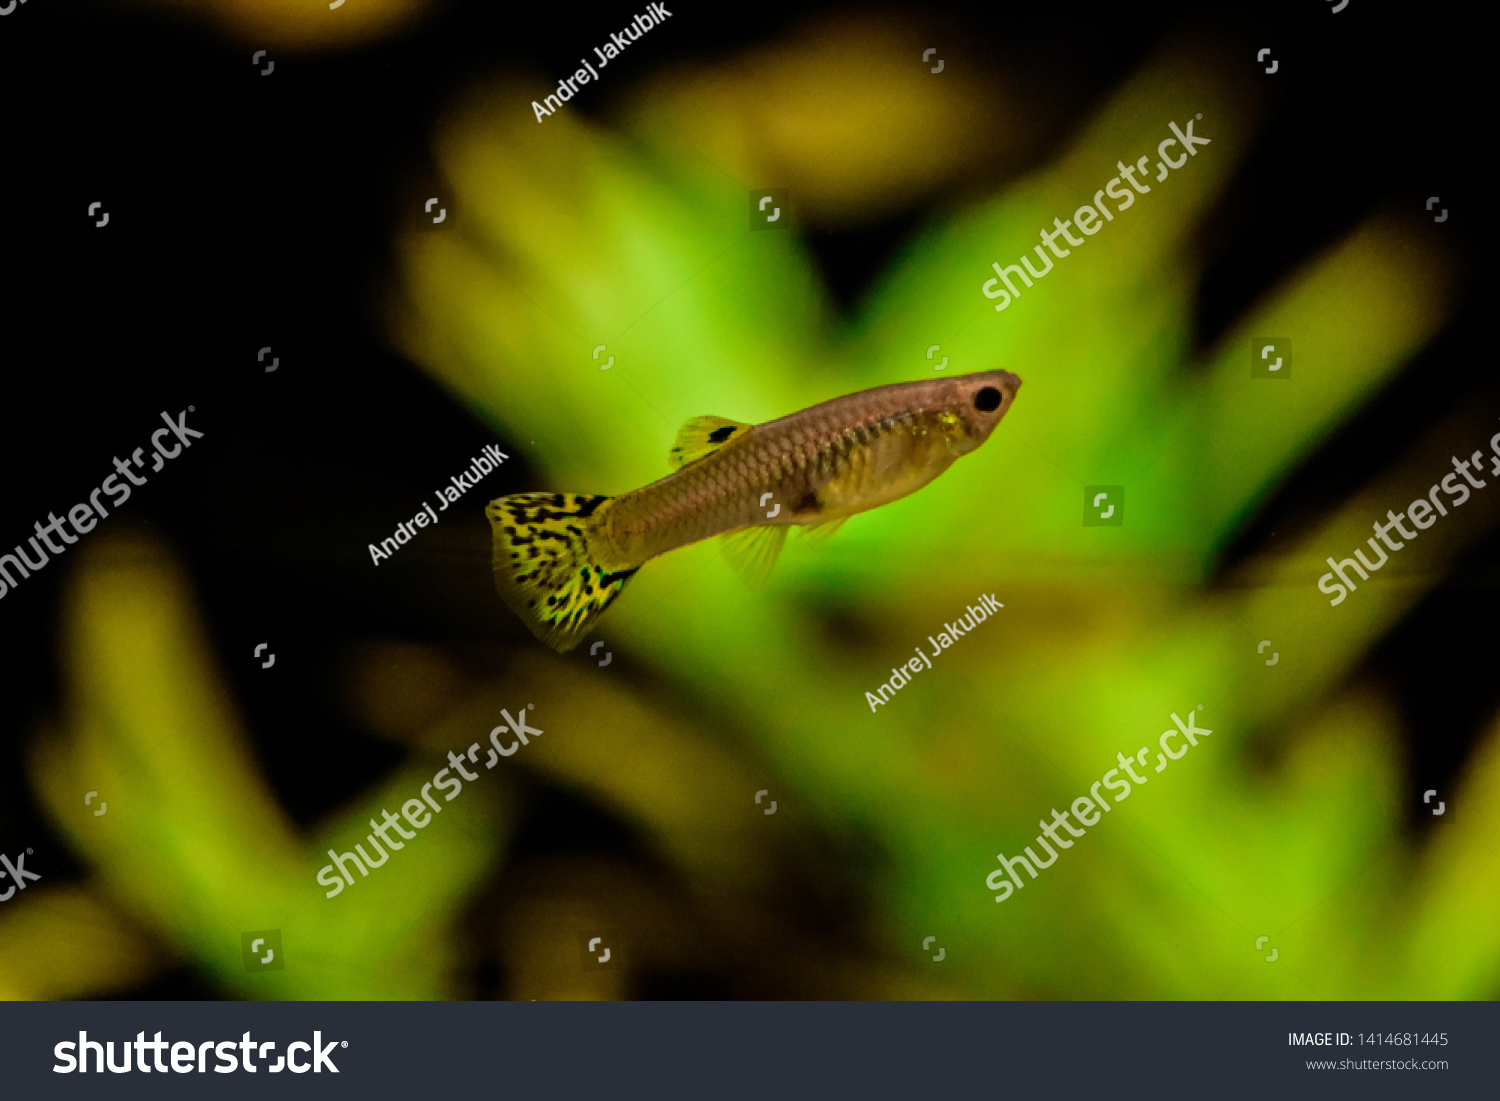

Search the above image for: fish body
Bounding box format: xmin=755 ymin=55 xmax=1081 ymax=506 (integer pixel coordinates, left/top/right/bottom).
xmin=488 ymin=369 xmax=1022 ymax=651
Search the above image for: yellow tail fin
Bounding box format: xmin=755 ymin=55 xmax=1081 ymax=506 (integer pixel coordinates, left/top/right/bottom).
xmin=486 ymin=492 xmax=638 ymax=652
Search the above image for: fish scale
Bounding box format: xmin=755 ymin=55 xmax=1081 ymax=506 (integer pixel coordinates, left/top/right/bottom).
xmin=487 ymin=369 xmax=1022 ymax=651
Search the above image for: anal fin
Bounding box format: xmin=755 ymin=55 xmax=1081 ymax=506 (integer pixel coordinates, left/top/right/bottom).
xmin=799 ymin=516 xmax=849 ymax=549
xmin=719 ymin=525 xmax=789 ymax=589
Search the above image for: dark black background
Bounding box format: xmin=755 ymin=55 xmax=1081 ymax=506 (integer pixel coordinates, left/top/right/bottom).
xmin=0 ymin=0 xmax=1491 ymax=999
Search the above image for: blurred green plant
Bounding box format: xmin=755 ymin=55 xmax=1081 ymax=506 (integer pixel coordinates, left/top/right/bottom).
xmin=389 ymin=26 xmax=1496 ymax=999
xmin=7 ymin=21 xmax=1495 ymax=1002
xmin=147 ymin=0 xmax=432 ymax=51
xmin=23 ymin=537 xmax=513 ymax=999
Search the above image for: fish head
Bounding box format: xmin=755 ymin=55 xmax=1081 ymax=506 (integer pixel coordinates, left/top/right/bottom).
xmin=935 ymin=369 xmax=1023 ymax=455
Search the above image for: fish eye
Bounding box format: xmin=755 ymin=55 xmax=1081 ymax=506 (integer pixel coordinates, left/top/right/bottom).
xmin=973 ymin=386 xmax=1002 ymax=412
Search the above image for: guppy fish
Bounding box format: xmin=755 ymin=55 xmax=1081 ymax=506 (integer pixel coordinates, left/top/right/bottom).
xmin=487 ymin=369 xmax=1022 ymax=651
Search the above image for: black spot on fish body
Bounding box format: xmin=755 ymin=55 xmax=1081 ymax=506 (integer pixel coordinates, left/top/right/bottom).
xmin=708 ymin=425 xmax=737 ymax=443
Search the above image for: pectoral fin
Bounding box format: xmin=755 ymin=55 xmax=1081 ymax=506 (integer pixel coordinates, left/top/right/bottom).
xmin=669 ymin=416 xmax=753 ymax=470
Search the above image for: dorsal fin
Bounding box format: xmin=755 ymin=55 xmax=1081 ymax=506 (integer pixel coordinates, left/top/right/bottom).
xmin=668 ymin=416 xmax=753 ymax=470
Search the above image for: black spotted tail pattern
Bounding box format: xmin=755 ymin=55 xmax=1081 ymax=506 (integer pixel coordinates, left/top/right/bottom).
xmin=486 ymin=492 xmax=639 ymax=652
